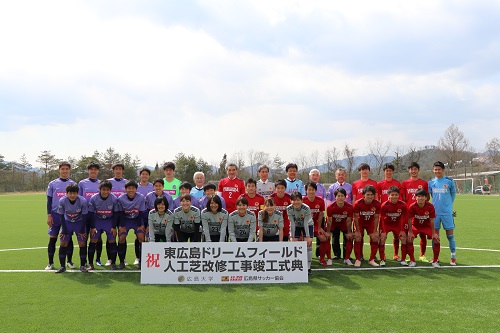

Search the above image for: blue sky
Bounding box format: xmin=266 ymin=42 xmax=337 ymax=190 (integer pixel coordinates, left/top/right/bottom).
xmin=1 ymin=0 xmax=499 ymax=168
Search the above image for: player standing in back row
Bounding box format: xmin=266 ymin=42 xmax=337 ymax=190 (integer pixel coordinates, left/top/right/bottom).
xmin=428 ymin=161 xmax=457 ymax=266
xmin=218 ymin=163 xmax=245 ymax=213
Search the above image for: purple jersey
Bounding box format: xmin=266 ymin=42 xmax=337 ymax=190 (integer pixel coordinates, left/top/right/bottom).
xmin=315 ymin=183 xmax=327 ymax=199
xmin=145 ymin=191 xmax=174 ymax=211
xmin=78 ymin=178 xmax=100 ymax=202
xmin=89 ymin=193 xmax=117 ymax=220
xmin=172 ymin=194 xmax=202 ymax=211
xmin=327 ymin=182 xmax=353 ymax=203
xmin=137 ymin=182 xmax=154 ymax=197
xmin=199 ymin=195 xmax=227 ymax=211
xmin=117 ymin=193 xmax=146 ymax=220
xmin=108 ymin=177 xmax=128 ymax=198
xmin=57 ymin=195 xmax=88 ymax=223
xmin=47 ymin=178 xmax=76 ymax=212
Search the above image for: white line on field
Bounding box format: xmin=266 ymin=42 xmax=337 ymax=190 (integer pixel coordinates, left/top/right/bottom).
xmin=0 ymin=265 xmax=499 ymax=273
xmin=0 ymin=243 xmax=137 ymax=252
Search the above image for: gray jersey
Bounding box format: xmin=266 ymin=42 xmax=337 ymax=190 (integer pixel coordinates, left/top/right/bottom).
xmin=173 ymin=206 xmax=201 ymax=233
xmin=286 ymin=203 xmax=313 ymax=237
xmin=200 ymin=208 xmax=229 ymax=242
xmin=257 ymin=180 xmax=275 ymax=197
xmin=228 ymin=210 xmax=256 ymax=242
xmin=258 ymin=209 xmax=284 ymax=237
xmin=148 ymin=209 xmax=174 ymax=242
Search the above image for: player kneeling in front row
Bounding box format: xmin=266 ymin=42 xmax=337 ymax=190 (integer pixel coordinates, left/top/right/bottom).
xmin=258 ymin=198 xmax=284 ymax=242
xmin=228 ymin=197 xmax=257 ymax=242
xmin=326 ymin=188 xmax=354 ymax=266
xmin=149 ymin=196 xmax=174 ymax=242
xmin=379 ymin=186 xmax=408 ymax=267
xmin=87 ymin=180 xmax=119 ymax=270
xmin=201 ymin=195 xmax=228 ymax=242
xmin=353 ymin=185 xmax=381 ymax=267
xmin=173 ymin=195 xmax=202 ymax=242
xmin=407 ymin=190 xmax=440 ymax=267
xmin=55 ymin=184 xmax=89 ymax=273
xmin=116 ymin=180 xmax=147 ymax=269
xmin=287 ymin=193 xmax=313 ymax=275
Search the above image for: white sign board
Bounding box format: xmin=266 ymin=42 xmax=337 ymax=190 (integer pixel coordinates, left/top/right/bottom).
xmin=141 ymin=242 xmax=308 ymax=284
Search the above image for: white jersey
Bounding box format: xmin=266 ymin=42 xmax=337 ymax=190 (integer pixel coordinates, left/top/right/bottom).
xmin=256 ymin=180 xmax=275 ymax=197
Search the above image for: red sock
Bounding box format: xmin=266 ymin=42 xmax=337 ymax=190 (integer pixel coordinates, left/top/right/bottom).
xmin=345 ymin=240 xmax=353 ymax=260
xmin=354 ymin=241 xmax=362 ymax=260
xmin=432 ymin=242 xmax=440 ymax=262
xmin=407 ymin=242 xmax=415 ymax=262
xmin=379 ymin=243 xmax=386 ymax=261
xmin=320 ymin=241 xmax=330 ymax=261
xmin=401 ymin=242 xmax=408 ymax=261
xmin=369 ymin=241 xmax=378 ymax=261
xmin=420 ymin=234 xmax=427 ymax=256
xmin=393 ymin=234 xmax=400 ymax=257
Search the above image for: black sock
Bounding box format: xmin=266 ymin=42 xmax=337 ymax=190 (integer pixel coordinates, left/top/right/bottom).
xmin=67 ymin=237 xmax=74 ymax=263
xmin=88 ymin=242 xmax=96 ymax=264
xmin=79 ymin=245 xmax=87 ymax=267
xmin=96 ymin=238 xmax=103 ymax=261
xmin=135 ymin=239 xmax=140 ymax=258
xmin=110 ymin=242 xmax=118 ymax=264
xmin=48 ymin=238 xmax=57 ymax=264
xmin=58 ymin=246 xmax=67 ymax=267
xmin=118 ymin=242 xmax=126 ymax=263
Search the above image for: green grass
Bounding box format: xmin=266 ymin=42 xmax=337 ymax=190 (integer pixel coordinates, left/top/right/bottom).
xmin=1 ymin=194 xmax=499 ymax=332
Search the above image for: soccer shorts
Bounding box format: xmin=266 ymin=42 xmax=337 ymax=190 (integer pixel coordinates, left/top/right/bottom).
xmin=294 ymin=225 xmax=314 ymax=238
xmin=48 ymin=213 xmax=61 ymax=237
xmin=358 ymin=222 xmax=376 ymax=235
xmin=412 ymin=226 xmax=432 ymax=239
xmin=434 ymin=215 xmax=455 ymax=231
xmin=60 ymin=221 xmax=86 ymax=243
xmin=119 ymin=219 xmax=145 ymax=237
xmin=380 ymin=223 xmax=401 ymax=235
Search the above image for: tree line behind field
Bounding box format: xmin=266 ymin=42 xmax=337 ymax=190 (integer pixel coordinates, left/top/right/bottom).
xmin=1 ymin=125 xmax=500 ymax=193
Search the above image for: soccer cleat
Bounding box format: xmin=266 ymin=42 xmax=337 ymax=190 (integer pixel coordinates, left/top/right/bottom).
xmin=45 ymin=263 xmax=55 ymax=270
xmin=450 ymin=258 xmax=457 ymax=266
xmin=368 ymin=259 xmax=379 ymax=267
xmin=332 ymin=256 xmax=340 ymax=260
xmin=110 ymin=263 xmax=118 ymax=270
xmin=319 ymin=260 xmax=327 ymax=266
xmin=134 ymin=258 xmax=140 ymax=265
xmin=354 ymin=260 xmax=362 ymax=267
xmin=308 ymin=269 xmax=313 ymax=275
xmin=344 ymin=259 xmax=354 ymax=266
xmin=124 ymin=260 xmax=129 ymax=266
xmin=87 ymin=264 xmax=94 ymax=271
xmin=96 ymin=259 xmax=103 ymax=266
xmin=55 ymin=267 xmax=66 ymax=274
xmin=419 ymin=255 xmax=429 ymax=263
xmin=393 ymin=255 xmax=402 ymax=262
xmin=431 ymin=261 xmax=440 ymax=268
xmin=105 ymin=259 xmax=112 ymax=266
xmin=80 ymin=265 xmax=88 ymax=273
xmin=360 ymin=256 xmax=364 ymax=261
xmin=118 ymin=262 xmax=126 ymax=270
xmin=326 ymin=259 xmax=333 ymax=266
xmin=379 ymin=260 xmax=386 ymax=267
xmin=408 ymin=261 xmax=416 ymax=267
xmin=400 ymin=260 xmax=409 ymax=266
xmin=66 ymin=262 xmax=76 ymax=269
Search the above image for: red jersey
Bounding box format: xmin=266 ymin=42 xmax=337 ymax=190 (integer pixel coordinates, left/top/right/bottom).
xmin=218 ymin=177 xmax=245 ymax=213
xmin=239 ymin=193 xmax=265 ymax=230
xmin=326 ymin=201 xmax=353 ymax=231
xmin=270 ymin=192 xmax=291 ymax=237
xmin=401 ymin=178 xmax=429 ymax=207
xmin=353 ymin=198 xmax=381 ymax=227
xmin=302 ymin=195 xmax=326 ymax=233
xmin=408 ymin=201 xmax=436 ymax=231
xmin=380 ymin=200 xmax=408 ymax=232
xmin=352 ymin=179 xmax=378 ymax=201
xmin=377 ymin=179 xmax=402 ymax=203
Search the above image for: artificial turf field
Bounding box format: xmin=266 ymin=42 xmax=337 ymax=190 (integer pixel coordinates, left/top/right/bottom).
xmin=0 ymin=193 xmax=499 ymax=333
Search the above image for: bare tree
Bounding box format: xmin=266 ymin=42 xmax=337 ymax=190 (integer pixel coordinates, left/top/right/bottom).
xmin=247 ymin=149 xmax=256 ymax=177
xmin=485 ymin=137 xmax=500 ymax=165
xmin=308 ymin=150 xmax=320 ymax=169
xmin=368 ymin=138 xmax=392 ymax=177
xmin=294 ymin=152 xmax=309 ymax=181
xmin=438 ymin=124 xmax=470 ymax=169
xmin=343 ymin=143 xmax=356 ymax=183
xmin=229 ymin=151 xmax=246 ymax=172
xmin=324 ymin=147 xmax=341 ymax=183
xmin=254 ymin=151 xmax=271 ymax=168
